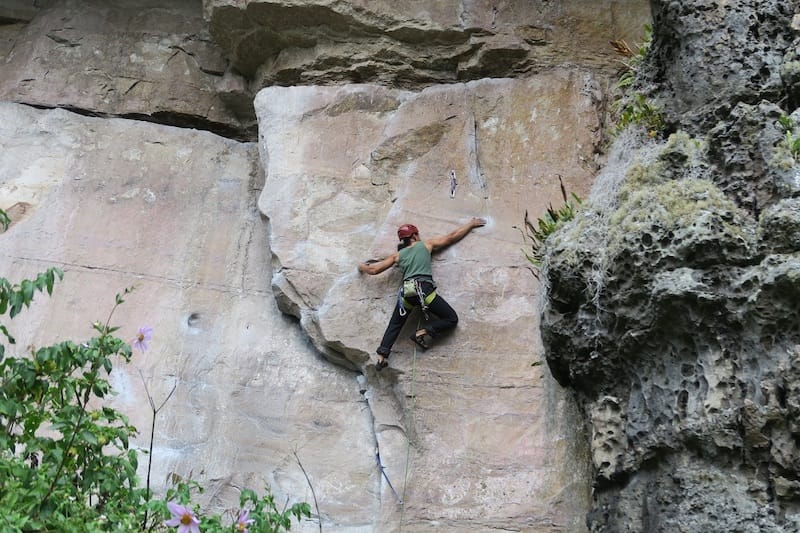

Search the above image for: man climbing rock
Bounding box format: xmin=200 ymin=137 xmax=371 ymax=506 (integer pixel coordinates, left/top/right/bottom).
xmin=357 ymin=217 xmax=486 ymax=370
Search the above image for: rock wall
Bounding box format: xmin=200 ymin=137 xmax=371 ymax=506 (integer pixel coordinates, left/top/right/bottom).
xmin=205 ymin=0 xmax=648 ymax=87
xmin=0 ymin=101 xmax=379 ymax=527
xmin=541 ymin=1 xmax=800 ymax=531
xmin=255 ymin=74 xmax=601 ymax=530
xmin=0 ymin=0 xmax=255 ymax=139
xmin=1 ymin=0 xmax=653 ymax=530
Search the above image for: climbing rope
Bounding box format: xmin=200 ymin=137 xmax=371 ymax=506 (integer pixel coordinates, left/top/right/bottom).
xmin=398 ymin=316 xmax=421 ymax=531
xmin=393 ymin=119 xmax=490 ymax=525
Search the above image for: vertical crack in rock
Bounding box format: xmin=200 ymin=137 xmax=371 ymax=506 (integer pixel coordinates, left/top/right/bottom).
xmin=357 ymin=374 xmax=410 ymax=514
xmin=468 ymin=112 xmax=488 ymax=198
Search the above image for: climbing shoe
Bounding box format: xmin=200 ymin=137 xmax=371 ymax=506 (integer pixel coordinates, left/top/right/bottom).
xmin=410 ymin=332 xmax=432 ymax=351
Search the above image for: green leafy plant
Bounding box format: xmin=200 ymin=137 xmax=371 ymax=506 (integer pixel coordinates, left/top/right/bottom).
xmin=609 ymin=24 xmax=663 ymax=137
xmin=615 ymin=93 xmax=665 ymax=137
xmin=153 ymin=475 xmax=311 ymax=532
xmin=777 ymin=114 xmax=800 ymax=159
xmin=0 ymin=209 xmax=9 ymax=232
xmin=610 ymin=24 xmax=652 ymax=91
xmin=516 ymin=176 xmax=582 ymax=277
xmin=0 ymin=281 xmax=143 ymax=531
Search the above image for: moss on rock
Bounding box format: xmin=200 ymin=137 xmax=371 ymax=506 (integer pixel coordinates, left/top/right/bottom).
xmin=607 ymin=178 xmax=755 ymax=268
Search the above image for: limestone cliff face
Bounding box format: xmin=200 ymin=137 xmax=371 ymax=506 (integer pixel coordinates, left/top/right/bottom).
xmin=255 ymin=76 xmax=600 ymax=530
xmin=541 ymin=1 xmax=800 ymax=530
xmin=1 ymin=0 xmax=653 ymax=531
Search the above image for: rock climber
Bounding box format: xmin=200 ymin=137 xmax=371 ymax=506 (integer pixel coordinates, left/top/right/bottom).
xmin=357 ymin=217 xmax=486 ymax=370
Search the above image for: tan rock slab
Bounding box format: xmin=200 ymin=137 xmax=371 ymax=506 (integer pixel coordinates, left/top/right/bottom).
xmin=255 ymin=76 xmax=598 ymax=530
xmin=0 ymin=102 xmax=378 ymax=530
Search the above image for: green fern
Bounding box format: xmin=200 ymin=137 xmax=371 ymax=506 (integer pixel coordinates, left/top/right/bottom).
xmin=777 ymin=115 xmax=800 ymax=159
xmin=517 ymin=176 xmax=582 ymax=276
xmin=610 ymin=25 xmax=663 ymax=137
xmin=611 ymin=23 xmax=652 ymax=91
xmin=616 ymin=93 xmax=664 ymax=136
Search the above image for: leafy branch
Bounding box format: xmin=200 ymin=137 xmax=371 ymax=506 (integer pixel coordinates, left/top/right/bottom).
xmin=0 ymin=268 xmax=63 ymax=322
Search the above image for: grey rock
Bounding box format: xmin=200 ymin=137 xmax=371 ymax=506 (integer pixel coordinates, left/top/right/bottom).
xmin=645 ymin=0 xmax=796 ymax=133
xmin=541 ymin=1 xmax=800 ymax=530
xmin=0 ymin=0 xmax=255 ymax=139
xmin=205 ymin=0 xmax=651 ymax=88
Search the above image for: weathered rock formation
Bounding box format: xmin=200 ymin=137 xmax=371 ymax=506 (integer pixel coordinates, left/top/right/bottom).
xmin=0 ymin=0 xmax=255 ymax=139
xmin=541 ymin=0 xmax=800 ymax=530
xmin=205 ymin=0 xmax=647 ymax=88
xmin=0 ymin=0 xmax=657 ymax=531
xmin=0 ymin=100 xmax=389 ymax=525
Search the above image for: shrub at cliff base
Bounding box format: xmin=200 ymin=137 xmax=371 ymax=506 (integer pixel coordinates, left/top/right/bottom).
xmin=0 ymin=209 xmax=310 ymax=532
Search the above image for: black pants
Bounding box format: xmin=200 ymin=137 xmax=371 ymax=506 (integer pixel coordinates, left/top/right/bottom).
xmin=376 ymin=280 xmax=458 ymax=357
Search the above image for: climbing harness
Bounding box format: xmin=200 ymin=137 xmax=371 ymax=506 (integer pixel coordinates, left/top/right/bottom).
xmin=397 ymin=278 xmax=436 ymax=319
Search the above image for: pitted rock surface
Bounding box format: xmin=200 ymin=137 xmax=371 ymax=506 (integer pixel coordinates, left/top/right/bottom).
xmin=541 ymin=1 xmax=800 ymax=530
xmin=644 ymin=0 xmax=797 ymax=134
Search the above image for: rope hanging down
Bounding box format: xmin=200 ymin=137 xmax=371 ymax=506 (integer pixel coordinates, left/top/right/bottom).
xmin=397 ymin=316 xmax=421 ymax=531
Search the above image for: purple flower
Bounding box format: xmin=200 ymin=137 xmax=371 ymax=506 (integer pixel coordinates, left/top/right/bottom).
xmin=164 ymin=501 xmax=200 ymax=533
xmin=132 ymin=325 xmax=153 ymax=352
xmin=235 ymin=509 xmax=254 ymax=532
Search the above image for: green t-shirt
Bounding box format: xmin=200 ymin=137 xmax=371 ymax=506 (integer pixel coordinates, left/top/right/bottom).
xmin=398 ymin=242 xmax=432 ymax=280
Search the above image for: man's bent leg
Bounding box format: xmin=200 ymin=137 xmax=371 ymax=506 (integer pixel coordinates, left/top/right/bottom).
xmin=425 ymin=295 xmax=458 ymax=337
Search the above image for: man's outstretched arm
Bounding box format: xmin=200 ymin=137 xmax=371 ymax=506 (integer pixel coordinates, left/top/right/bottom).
xmin=426 ymin=217 xmax=486 ymax=252
xmin=358 ymin=252 xmax=398 ymax=275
